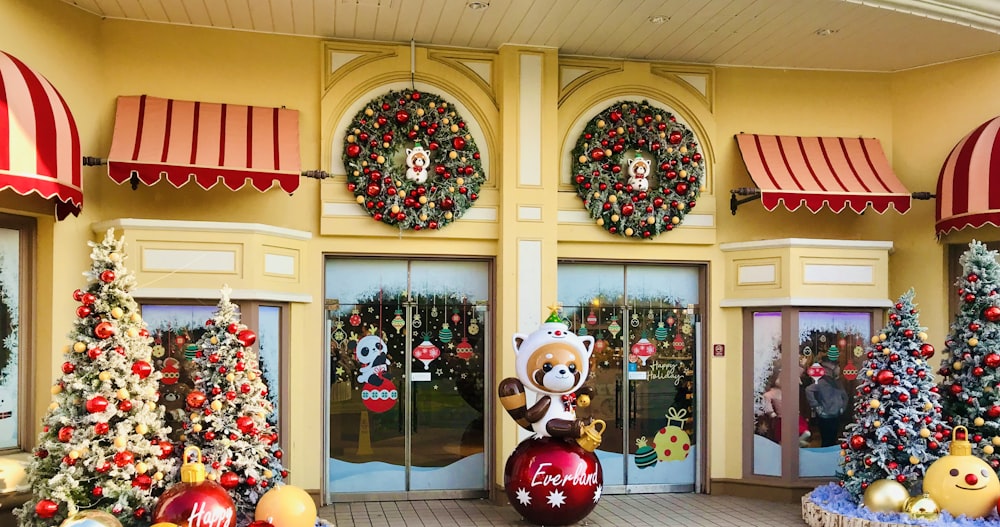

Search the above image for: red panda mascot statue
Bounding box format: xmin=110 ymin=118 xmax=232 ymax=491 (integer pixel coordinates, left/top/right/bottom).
xmin=498 ymin=306 xmax=604 ymax=525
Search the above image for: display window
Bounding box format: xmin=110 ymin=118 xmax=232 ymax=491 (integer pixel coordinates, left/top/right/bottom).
xmin=745 ymin=307 xmax=877 ymax=482
xmin=0 ymin=215 xmax=34 ymax=452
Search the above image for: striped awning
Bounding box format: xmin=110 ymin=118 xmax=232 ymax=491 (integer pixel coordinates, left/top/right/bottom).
xmin=0 ymin=51 xmax=82 ymax=219
xmin=108 ymin=95 xmax=301 ymax=193
xmin=734 ymin=134 xmax=912 ymax=214
xmin=936 ymin=116 xmax=1000 ymax=236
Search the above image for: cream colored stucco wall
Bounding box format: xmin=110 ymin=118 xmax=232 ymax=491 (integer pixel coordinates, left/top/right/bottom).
xmin=8 ymin=0 xmax=1000 ymax=497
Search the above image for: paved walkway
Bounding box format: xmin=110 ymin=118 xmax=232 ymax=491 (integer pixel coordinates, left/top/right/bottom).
xmin=317 ymin=493 xmax=804 ymax=526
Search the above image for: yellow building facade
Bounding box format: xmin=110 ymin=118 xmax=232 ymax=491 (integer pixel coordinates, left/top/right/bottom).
xmin=3 ymin=0 xmax=999 ymax=507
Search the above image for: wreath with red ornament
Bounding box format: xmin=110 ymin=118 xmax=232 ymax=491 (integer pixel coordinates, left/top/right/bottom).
xmin=342 ymin=89 xmax=486 ymax=231
xmin=571 ymin=100 xmax=705 ymax=239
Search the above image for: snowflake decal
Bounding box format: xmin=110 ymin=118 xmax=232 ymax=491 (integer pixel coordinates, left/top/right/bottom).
xmin=515 ymin=488 xmax=531 ymax=505
xmin=593 ymin=485 xmax=603 ymax=503
xmin=546 ymin=490 xmax=566 ymax=508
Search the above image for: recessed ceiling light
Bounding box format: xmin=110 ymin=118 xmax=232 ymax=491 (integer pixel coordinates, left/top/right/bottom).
xmin=648 ymin=15 xmax=669 ymax=24
xmin=814 ymin=28 xmax=839 ymax=36
xmin=467 ymin=1 xmax=489 ymax=10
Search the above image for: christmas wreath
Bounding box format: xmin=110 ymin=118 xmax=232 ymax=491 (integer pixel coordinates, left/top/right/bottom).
xmin=571 ymin=100 xmax=705 ymax=239
xmin=343 ymin=88 xmax=486 ymax=231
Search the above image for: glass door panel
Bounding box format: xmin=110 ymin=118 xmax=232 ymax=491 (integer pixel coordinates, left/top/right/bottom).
xmin=326 ymin=258 xmax=488 ymax=497
xmin=752 ymin=311 xmax=783 ymax=477
xmin=559 ymin=263 xmax=701 ymax=491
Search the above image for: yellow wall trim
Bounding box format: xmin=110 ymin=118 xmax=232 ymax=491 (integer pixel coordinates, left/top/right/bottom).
xmin=92 ymin=218 xmax=312 ymax=240
xmin=132 ymin=287 xmax=312 ymax=303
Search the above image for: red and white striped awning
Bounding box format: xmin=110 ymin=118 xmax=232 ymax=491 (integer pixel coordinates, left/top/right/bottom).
xmin=0 ymin=50 xmax=82 ymax=219
xmin=108 ymin=95 xmax=301 ymax=193
xmin=735 ymin=134 xmax=912 ymax=214
xmin=936 ymin=116 xmax=1000 ymax=236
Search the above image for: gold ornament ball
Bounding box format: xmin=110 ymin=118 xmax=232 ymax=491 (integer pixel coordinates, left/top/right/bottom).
xmin=210 ymin=336 xmax=218 ymax=345
xmin=918 ymin=332 xmax=928 ymax=341
xmin=193 ymin=423 xmax=203 ymax=433
xmin=909 ymin=455 xmax=920 ymax=464
xmin=255 ymin=484 xmax=318 ymax=527
xmin=211 ymin=400 xmax=223 ymax=411
xmin=247 ymin=371 xmax=258 ymax=381
xmin=456 ymin=177 xmax=464 ymax=186
xmin=869 ymin=400 xmax=880 ymax=409
xmin=226 ymin=373 xmax=236 ymax=382
xmin=985 ymin=445 xmax=995 ymax=455
xmin=68 ymin=450 xmax=80 ymax=459
xmin=873 ymin=420 xmax=881 ymax=427
xmin=109 ymin=253 xmax=121 ymax=262
xmin=136 ymin=461 xmax=148 ymax=474
xmin=919 ymin=428 xmax=930 ymax=438
xmin=969 ymin=337 xmax=980 ymax=347
xmin=863 ymin=479 xmax=910 ymax=512
xmin=51 ymin=384 xmax=62 ymax=394
xmin=110 ymin=307 xmax=124 ymax=319
xmin=73 ymin=341 xmax=86 ymax=353
xmin=954 ymin=361 xmax=964 ymax=370
xmin=117 ymin=388 xmax=130 ymax=400
xmin=114 ymin=436 xmax=126 ymax=448
xmin=135 ymin=423 xmax=148 ymax=434
xmin=49 ymin=402 xmax=60 ymax=410
xmin=993 ymin=436 xmax=1000 ymax=446
xmin=624 ymin=228 xmax=634 ymax=236
xmin=846 ymin=469 xmax=854 ymax=477
xmin=127 ymin=327 xmax=139 ymax=338
xmin=871 ymin=336 xmax=880 ymax=344
xmin=975 ymin=417 xmax=985 ymax=427
xmin=904 ymin=494 xmax=940 ymax=521
xmin=879 ymin=333 xmax=887 ymax=341
xmin=356 ymin=195 xmax=365 ymax=204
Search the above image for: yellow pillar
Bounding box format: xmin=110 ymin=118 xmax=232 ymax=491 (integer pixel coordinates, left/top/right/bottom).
xmin=494 ymin=44 xmax=561 ymax=493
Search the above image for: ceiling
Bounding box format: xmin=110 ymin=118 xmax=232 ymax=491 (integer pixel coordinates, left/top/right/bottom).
xmin=61 ymin=0 xmax=1000 ymax=72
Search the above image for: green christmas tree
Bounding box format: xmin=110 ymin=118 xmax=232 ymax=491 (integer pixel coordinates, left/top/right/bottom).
xmin=181 ymin=286 xmax=286 ymax=526
xmin=939 ymin=240 xmax=1000 ymax=468
xmin=16 ymin=230 xmax=177 ymax=527
xmin=838 ymin=289 xmax=947 ymax=501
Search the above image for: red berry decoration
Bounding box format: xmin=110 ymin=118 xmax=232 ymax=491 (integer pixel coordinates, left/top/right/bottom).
xmin=343 ymin=88 xmax=485 ymax=231
xmin=100 ymin=270 xmax=116 ymax=282
xmin=158 ymin=440 xmax=174 ymax=459
xmin=35 ymin=499 xmax=58 ymax=519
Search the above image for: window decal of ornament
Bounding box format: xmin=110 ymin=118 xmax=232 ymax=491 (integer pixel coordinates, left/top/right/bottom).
xmin=342 ymin=89 xmax=487 ymax=231
xmin=571 ymin=100 xmax=705 ymax=239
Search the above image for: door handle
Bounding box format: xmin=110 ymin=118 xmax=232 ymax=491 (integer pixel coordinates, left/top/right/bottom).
xmin=615 ymin=378 xmax=622 ymax=430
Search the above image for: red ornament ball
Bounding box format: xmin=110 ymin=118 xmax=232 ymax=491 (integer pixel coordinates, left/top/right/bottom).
xmin=876 ymin=370 xmax=895 ymax=385
xmin=153 ymin=475 xmax=236 ymax=527
xmin=504 ymin=436 xmax=602 ymax=526
xmin=85 ymin=396 xmax=109 ymax=413
xmin=850 ymin=435 xmax=865 ymax=449
xmin=237 ymin=329 xmax=257 ymax=348
xmin=986 ymin=353 xmax=1000 ymax=369
xmin=76 ymin=305 xmax=92 ymax=318
xmin=920 ymin=343 xmax=935 ymax=359
xmin=35 ymin=499 xmax=58 ymax=519
xmin=219 ymin=471 xmax=239 ymax=489
xmin=227 ymin=323 xmax=239 ymax=334
xmin=73 ymin=289 xmax=84 ymax=301
xmin=986 ymin=306 xmax=1000 ymax=322
xmin=94 ymin=321 xmax=115 ymax=339
xmin=57 ymin=426 xmax=74 ymax=442
xmin=186 ymin=390 xmax=207 ymax=409
xmin=132 ymin=360 xmax=153 ymax=379
xmin=100 ymin=270 xmax=116 ymax=283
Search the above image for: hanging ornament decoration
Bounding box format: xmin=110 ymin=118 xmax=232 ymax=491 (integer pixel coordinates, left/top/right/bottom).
xmin=571 ymin=100 xmax=705 ymax=239
xmin=630 ymin=312 xmax=640 ymax=327
xmin=467 ymin=315 xmax=479 ymax=335
xmin=332 ymin=320 xmax=347 ymax=344
xmin=411 ymin=312 xmax=422 ymax=330
xmin=827 ymin=345 xmax=840 ymax=361
xmin=652 ymin=408 xmax=692 ymax=461
xmin=456 ymin=337 xmax=475 ymax=361
xmin=630 ymin=335 xmax=656 ymax=366
xmin=451 ymin=309 xmax=462 ymax=325
xmin=160 ymin=357 xmax=180 ymax=385
xmin=654 ymin=321 xmax=669 ymax=341
xmin=853 ymin=345 xmax=865 ymax=358
xmin=586 ymin=310 xmax=598 ymax=326
xmin=438 ymin=322 xmax=454 ymax=344
xmin=607 ymin=316 xmax=621 ymax=338
xmin=807 ymin=363 xmax=826 ymax=383
xmin=672 ymin=332 xmax=686 ymax=353
xmin=349 ymin=307 xmax=362 ymax=327
xmin=413 ymin=333 xmax=441 ymax=370
xmin=842 ymin=359 xmax=859 ymax=381
xmin=342 ymin=88 xmax=487 ymax=231
xmin=431 ymin=303 xmax=439 ymax=318
xmin=391 ymin=309 xmax=406 ymax=334
xmin=594 ymin=332 xmax=608 ymax=354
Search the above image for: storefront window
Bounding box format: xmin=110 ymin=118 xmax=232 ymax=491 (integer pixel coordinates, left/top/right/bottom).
xmin=745 ymin=307 xmax=875 ymax=482
xmin=751 ymin=311 xmax=782 ymax=476
xmin=0 ymin=219 xmax=31 ymax=451
xmin=141 ymin=301 xmax=287 ymax=443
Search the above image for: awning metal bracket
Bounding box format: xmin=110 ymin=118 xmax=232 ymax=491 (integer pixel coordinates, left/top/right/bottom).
xmin=729 ymin=187 xmax=760 ymax=215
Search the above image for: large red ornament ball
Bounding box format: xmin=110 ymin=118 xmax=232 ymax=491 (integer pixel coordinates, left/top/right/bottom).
xmin=227 ymin=323 xmax=239 ymax=334
xmin=920 ymin=343 xmax=935 ymax=359
xmin=100 ymin=270 xmax=116 ymax=283
xmin=94 ymin=321 xmax=115 ymax=339
xmin=186 ymin=390 xmax=207 ymax=409
xmin=35 ymin=499 xmax=59 ymax=519
xmin=504 ymin=436 xmax=603 ymax=526
xmin=236 ymin=416 xmax=255 ymax=434
xmin=850 ymin=435 xmax=865 ymax=449
xmin=361 ymin=379 xmax=398 ymax=413
xmin=154 ymin=449 xmax=236 ymax=527
xmin=58 ymin=426 xmax=74 ymax=442
xmin=986 ymin=306 xmax=1000 ymax=322
xmin=219 ymin=471 xmax=239 ymax=489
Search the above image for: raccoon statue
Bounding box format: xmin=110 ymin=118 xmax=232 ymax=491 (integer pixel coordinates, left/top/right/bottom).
xmin=498 ymin=309 xmax=595 ymax=439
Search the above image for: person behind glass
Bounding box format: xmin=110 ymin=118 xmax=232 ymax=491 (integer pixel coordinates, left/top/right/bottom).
xmin=805 ymin=360 xmax=847 ymax=447
xmin=763 ymin=377 xmax=813 ymax=446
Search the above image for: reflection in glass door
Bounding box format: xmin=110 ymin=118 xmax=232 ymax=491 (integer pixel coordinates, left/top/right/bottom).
xmin=559 ymin=263 xmax=702 ymax=492
xmin=325 ymin=258 xmax=489 ymax=499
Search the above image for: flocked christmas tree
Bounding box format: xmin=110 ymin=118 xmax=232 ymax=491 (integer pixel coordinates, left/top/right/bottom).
xmin=938 ymin=240 xmax=1000 ymax=469
xmin=16 ymin=230 xmax=177 ymax=527
xmin=181 ymin=286 xmax=287 ymax=526
xmin=838 ymin=289 xmax=947 ymax=501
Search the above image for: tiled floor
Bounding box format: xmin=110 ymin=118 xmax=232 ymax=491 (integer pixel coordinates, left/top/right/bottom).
xmin=317 ymin=493 xmax=804 ymax=526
